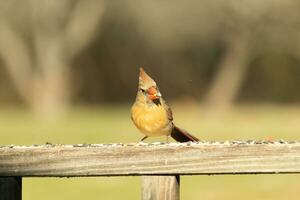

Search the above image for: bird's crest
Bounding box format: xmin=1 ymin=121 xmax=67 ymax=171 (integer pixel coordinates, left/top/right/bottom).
xmin=139 ymin=67 xmax=156 ymax=89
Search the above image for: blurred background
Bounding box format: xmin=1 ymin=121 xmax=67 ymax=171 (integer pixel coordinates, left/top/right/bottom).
xmin=1 ymin=0 xmax=300 ymax=199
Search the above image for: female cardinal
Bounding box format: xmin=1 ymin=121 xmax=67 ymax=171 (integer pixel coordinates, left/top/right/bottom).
xmin=131 ymin=67 xmax=199 ymax=142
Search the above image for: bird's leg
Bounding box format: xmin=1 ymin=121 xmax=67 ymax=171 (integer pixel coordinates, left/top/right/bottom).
xmin=166 ymin=135 xmax=170 ymax=143
xmin=140 ymin=136 xmax=148 ymax=142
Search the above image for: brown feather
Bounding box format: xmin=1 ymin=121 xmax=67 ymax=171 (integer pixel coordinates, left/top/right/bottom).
xmin=171 ymin=126 xmax=199 ymax=142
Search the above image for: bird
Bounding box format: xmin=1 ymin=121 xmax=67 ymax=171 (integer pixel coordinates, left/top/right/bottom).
xmin=131 ymin=67 xmax=199 ymax=142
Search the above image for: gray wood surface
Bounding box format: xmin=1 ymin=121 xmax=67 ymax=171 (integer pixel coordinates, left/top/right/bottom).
xmin=0 ymin=141 xmax=300 ymax=176
xmin=0 ymin=177 xmax=22 ymax=200
xmin=142 ymin=176 xmax=179 ymax=200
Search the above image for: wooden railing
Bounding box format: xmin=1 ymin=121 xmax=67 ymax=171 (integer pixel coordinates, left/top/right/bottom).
xmin=1 ymin=141 xmax=300 ymax=200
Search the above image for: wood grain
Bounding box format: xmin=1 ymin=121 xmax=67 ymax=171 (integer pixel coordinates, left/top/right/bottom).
xmin=1 ymin=141 xmax=300 ymax=177
xmin=142 ymin=176 xmax=179 ymax=200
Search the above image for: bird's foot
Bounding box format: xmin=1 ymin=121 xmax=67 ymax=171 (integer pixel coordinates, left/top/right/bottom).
xmin=140 ymin=136 xmax=148 ymax=142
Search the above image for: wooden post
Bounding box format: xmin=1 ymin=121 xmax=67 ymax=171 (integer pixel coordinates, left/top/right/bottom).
xmin=0 ymin=177 xmax=22 ymax=200
xmin=142 ymin=176 xmax=179 ymax=200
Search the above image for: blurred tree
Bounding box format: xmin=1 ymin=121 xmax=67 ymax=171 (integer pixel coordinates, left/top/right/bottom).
xmin=129 ymin=0 xmax=300 ymax=112
xmin=203 ymin=32 xmax=250 ymax=112
xmin=0 ymin=0 xmax=105 ymax=118
xmin=1 ymin=0 xmax=300 ymax=111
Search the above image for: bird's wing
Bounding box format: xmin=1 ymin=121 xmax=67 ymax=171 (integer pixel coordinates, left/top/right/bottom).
xmin=161 ymin=99 xmax=173 ymax=121
xmin=167 ymin=106 xmax=173 ymax=121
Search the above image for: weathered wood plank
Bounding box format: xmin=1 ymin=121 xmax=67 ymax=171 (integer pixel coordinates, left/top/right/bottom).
xmin=0 ymin=177 xmax=22 ymax=200
xmin=1 ymin=141 xmax=300 ymax=176
xmin=142 ymin=176 xmax=179 ymax=200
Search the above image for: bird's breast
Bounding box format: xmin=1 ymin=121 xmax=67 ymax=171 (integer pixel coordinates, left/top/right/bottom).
xmin=131 ymin=103 xmax=172 ymax=136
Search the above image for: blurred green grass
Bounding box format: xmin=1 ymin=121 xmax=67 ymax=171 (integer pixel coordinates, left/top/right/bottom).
xmin=1 ymin=104 xmax=300 ymax=200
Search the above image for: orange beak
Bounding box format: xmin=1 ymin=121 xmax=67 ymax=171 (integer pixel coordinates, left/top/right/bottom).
xmin=147 ymin=87 xmax=161 ymax=100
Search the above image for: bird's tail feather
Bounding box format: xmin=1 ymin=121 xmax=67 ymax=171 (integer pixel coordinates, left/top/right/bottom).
xmin=171 ymin=126 xmax=199 ymax=142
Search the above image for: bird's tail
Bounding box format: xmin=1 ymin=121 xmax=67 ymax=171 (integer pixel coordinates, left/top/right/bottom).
xmin=171 ymin=126 xmax=199 ymax=142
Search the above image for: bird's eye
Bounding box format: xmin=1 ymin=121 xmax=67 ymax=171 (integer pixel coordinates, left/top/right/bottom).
xmin=140 ymin=89 xmax=145 ymax=93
